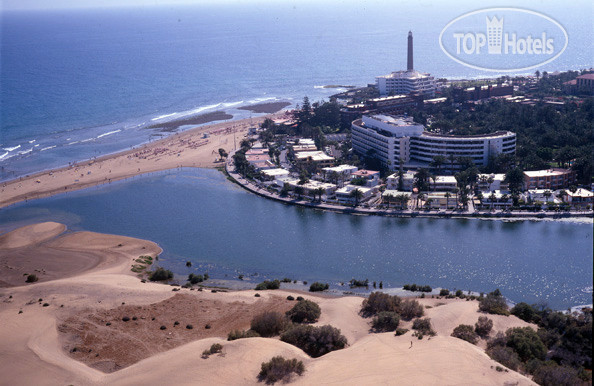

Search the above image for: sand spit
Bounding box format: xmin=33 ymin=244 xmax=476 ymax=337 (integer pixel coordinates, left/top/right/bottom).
xmin=0 ymin=223 xmax=536 ymax=385
xmin=0 ymin=111 xmax=288 ymax=209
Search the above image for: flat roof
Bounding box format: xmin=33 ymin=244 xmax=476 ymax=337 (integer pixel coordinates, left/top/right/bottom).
xmin=323 ymin=165 xmax=358 ymax=172
xmin=352 ymin=169 xmax=379 ymax=177
xmin=262 ymin=168 xmax=290 ymax=176
xmin=524 ymin=169 xmax=571 ymax=178
xmin=336 ymin=185 xmax=373 ymax=194
xmin=421 ymin=131 xmax=514 ymax=139
xmin=383 ymin=190 xmax=412 ymax=197
xmin=296 ymin=151 xmax=334 ymax=161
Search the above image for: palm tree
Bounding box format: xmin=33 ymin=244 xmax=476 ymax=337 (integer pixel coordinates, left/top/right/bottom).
xmin=556 ymin=190 xmax=568 ymax=203
xmin=452 ymin=188 xmax=459 ymax=208
xmin=430 ymin=155 xmax=447 ymax=173
xmin=350 ymin=188 xmax=363 ymax=206
xmin=294 ymin=186 xmax=304 ymax=199
xmin=448 ymin=154 xmax=457 ymax=173
xmin=487 ymin=175 xmax=494 ymax=191
xmin=489 ymin=192 xmax=497 ymax=210
xmin=424 ymin=198 xmax=434 ymax=210
xmin=543 ymin=190 xmax=552 ymax=203
xmin=416 ymin=193 xmax=425 ymax=210
xmin=396 ymin=193 xmax=410 ymax=210
xmin=445 ymin=192 xmax=452 ymax=210
xmin=431 ymin=175 xmax=437 ymax=191
xmin=314 ymin=187 xmax=325 ymax=202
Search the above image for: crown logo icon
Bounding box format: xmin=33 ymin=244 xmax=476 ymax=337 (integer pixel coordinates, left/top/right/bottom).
xmin=486 ymin=16 xmax=504 ymax=54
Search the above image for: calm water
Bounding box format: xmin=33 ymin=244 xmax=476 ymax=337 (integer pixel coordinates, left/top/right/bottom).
xmin=1 ymin=1 xmax=593 ymax=179
xmin=1 ymin=168 xmax=591 ymax=310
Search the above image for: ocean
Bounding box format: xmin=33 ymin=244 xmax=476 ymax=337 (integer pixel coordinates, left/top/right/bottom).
xmin=1 ymin=0 xmax=593 ymax=179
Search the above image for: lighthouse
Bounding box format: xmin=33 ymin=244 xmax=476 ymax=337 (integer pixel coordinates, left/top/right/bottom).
xmin=407 ymin=31 xmax=413 ymax=71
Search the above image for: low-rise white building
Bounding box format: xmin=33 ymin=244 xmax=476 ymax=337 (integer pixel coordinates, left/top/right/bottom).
xmin=295 ymin=151 xmax=335 ymax=168
xmin=478 ymin=190 xmax=513 ymax=209
xmin=285 ymin=179 xmax=337 ymax=197
xmin=336 ymin=185 xmax=375 ymax=205
xmin=382 ymin=190 xmax=412 ymax=209
xmin=424 ymin=192 xmax=456 ymax=209
xmin=526 ymin=189 xmax=559 ymax=204
xmin=386 ymin=170 xmax=416 ymax=191
xmin=564 ymin=188 xmax=593 ymax=207
xmin=261 ymin=168 xmax=290 ymax=180
xmin=429 ymin=176 xmax=457 ymax=191
xmin=351 ymin=169 xmax=380 ymax=187
xmin=322 ymin=165 xmax=358 ymax=186
xmin=478 ymin=173 xmax=508 ymax=191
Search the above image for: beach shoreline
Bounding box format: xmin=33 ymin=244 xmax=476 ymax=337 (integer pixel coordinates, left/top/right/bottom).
xmin=0 ymin=110 xmax=289 ymax=209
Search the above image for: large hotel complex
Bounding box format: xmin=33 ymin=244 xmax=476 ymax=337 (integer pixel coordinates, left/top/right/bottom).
xmin=351 ymin=115 xmax=516 ymax=169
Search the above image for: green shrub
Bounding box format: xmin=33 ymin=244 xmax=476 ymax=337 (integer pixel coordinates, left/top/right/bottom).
xmin=309 ymin=282 xmax=329 ymax=292
xmin=451 ymin=324 xmax=478 ymax=344
xmin=286 ymin=300 xmax=321 ymax=323
xmin=286 ymin=295 xmax=295 ymax=301
xmin=510 ymin=302 xmax=538 ymax=323
xmin=281 ymin=324 xmax=347 ymax=358
xmin=399 ymin=299 xmax=424 ymax=321
xmin=532 ymin=363 xmax=583 ymax=386
xmin=255 ymin=280 xmax=281 ymax=290
xmin=475 ymin=316 xmax=494 ymax=338
xmin=439 ymin=289 xmax=450 ymax=296
xmin=505 ymin=327 xmax=547 ymax=362
xmin=412 ymin=318 xmax=436 ymax=336
xmin=149 ymin=267 xmax=174 ymax=281
xmin=360 ymin=292 xmax=401 ymax=316
xmin=395 ymin=328 xmax=409 ymax=336
xmin=258 ymin=356 xmax=305 ymax=384
xmin=188 ymin=273 xmax=204 ymax=284
xmin=227 ymin=329 xmax=260 ymax=341
xmin=486 ymin=346 xmax=521 ymax=371
xmin=296 ymin=296 xmax=304 ymax=301
xmin=349 ymin=278 xmax=369 ymax=288
xmin=403 ymin=284 xmax=432 ymax=292
xmin=479 ymin=289 xmax=510 ymax=316
xmin=250 ymin=312 xmax=288 ymax=337
xmin=26 ymin=274 xmax=38 ymax=283
xmin=371 ymin=311 xmax=400 ymax=332
xmin=202 ymin=343 xmax=223 ymax=358
xmin=280 ymin=278 xmax=292 ymax=283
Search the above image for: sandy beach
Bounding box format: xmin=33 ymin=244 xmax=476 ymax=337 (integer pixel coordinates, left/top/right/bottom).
xmin=0 ymin=108 xmax=290 ymax=209
xmin=0 ymin=222 xmax=537 ymax=385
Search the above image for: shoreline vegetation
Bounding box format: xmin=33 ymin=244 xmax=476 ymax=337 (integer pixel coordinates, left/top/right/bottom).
xmin=1 ymin=222 xmax=589 ymax=385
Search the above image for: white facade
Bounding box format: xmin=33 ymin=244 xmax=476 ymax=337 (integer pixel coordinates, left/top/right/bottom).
xmin=352 ymin=115 xmax=516 ymax=169
xmin=335 ymin=185 xmax=374 ymax=205
xmin=386 ymin=171 xmax=415 ymax=191
xmin=478 ymin=173 xmax=508 ymax=191
xmin=261 ymin=168 xmax=290 ymax=180
xmin=322 ymin=165 xmax=358 ymax=185
xmin=376 ymin=70 xmax=436 ymax=97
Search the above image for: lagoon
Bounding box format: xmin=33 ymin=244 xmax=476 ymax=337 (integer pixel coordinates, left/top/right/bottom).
xmin=1 ymin=168 xmax=591 ymax=309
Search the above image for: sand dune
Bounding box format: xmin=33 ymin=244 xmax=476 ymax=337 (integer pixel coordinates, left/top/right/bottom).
xmin=0 ymin=221 xmax=65 ymax=249
xmin=0 ymin=223 xmax=537 ymax=385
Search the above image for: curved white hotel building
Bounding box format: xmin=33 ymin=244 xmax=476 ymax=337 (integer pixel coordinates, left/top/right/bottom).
xmin=351 ymin=115 xmax=516 ymax=168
